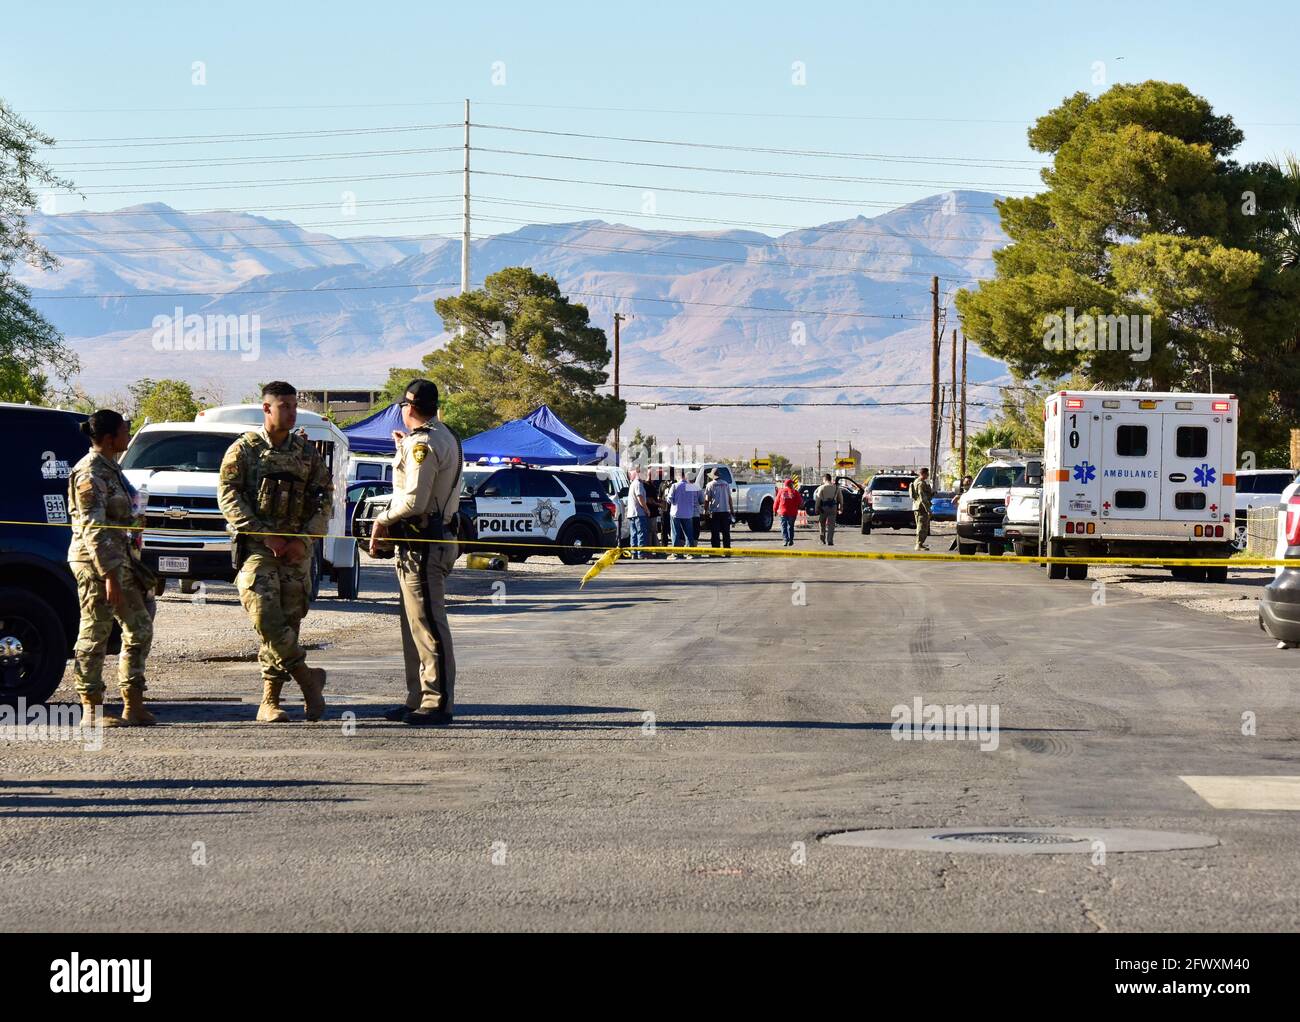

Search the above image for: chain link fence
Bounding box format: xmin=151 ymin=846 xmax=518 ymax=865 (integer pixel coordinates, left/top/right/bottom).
xmin=1244 ymin=507 xmax=1281 ymax=557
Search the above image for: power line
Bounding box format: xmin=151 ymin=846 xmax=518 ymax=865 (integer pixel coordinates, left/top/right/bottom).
xmin=70 ymin=168 xmax=462 ymax=196
xmin=50 ymin=145 xmax=464 ymax=172
xmin=471 ymin=216 xmax=998 ymax=264
xmin=474 ymin=170 xmax=1005 ymax=213
xmin=33 ymin=209 xmax=464 ymax=238
xmin=29 ymin=194 xmax=462 ymax=218
xmin=474 ymin=195 xmax=1011 ymax=244
xmin=42 ymin=224 xmax=463 ymax=258
xmin=480 ymin=232 xmax=987 ymax=282
xmin=474 ymin=146 xmax=1038 ymax=191
xmin=472 ymin=121 xmax=1050 ymax=169
xmin=44 ymin=123 xmax=461 ymax=149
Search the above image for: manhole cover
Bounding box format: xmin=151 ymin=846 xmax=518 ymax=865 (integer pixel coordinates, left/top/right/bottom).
xmin=821 ymin=827 xmax=1219 ymax=855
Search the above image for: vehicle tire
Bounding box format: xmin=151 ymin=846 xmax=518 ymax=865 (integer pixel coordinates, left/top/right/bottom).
xmin=748 ymin=501 xmax=774 ymax=533
xmin=153 ymin=577 xmax=168 ymax=596
xmin=557 ymin=523 xmax=599 ymax=565
xmin=860 ymin=522 xmax=872 ymax=535
xmin=958 ymin=542 xmax=976 ymax=556
xmin=1047 ymin=539 xmax=1067 ymax=580
xmin=1206 ymin=565 xmax=1228 ymax=584
xmin=0 ymin=586 xmax=67 ymax=706
xmin=1179 ymin=566 xmax=1209 ymax=583
xmin=988 ymin=541 xmax=1005 ymax=557
xmin=336 ymin=541 xmax=361 ymax=600
xmin=507 ymin=553 xmax=529 ymax=563
xmin=1067 ymin=563 xmax=1088 ymax=581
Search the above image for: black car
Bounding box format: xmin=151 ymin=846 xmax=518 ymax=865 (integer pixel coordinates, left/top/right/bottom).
xmin=0 ymin=404 xmax=90 ymax=705
xmin=355 ymin=462 xmax=619 ymax=565
xmin=799 ymin=478 xmax=865 ymax=527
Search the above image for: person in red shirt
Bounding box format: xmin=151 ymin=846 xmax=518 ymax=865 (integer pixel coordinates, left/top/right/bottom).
xmin=774 ymin=479 xmax=803 ymax=547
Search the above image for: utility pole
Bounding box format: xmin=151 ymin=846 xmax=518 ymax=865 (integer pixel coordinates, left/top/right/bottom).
xmin=613 ymin=312 xmax=627 ymax=465
xmin=930 ymin=275 xmax=940 ymax=477
xmin=817 ymin=439 xmax=822 ymax=474
xmin=950 ymin=328 xmax=957 ymax=451
xmin=460 ymin=98 xmax=471 ymax=295
xmin=959 ymin=330 xmax=968 ymax=481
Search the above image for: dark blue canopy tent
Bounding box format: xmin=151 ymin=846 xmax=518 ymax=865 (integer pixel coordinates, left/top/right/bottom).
xmin=341 ymin=402 xmax=404 ymax=454
xmin=464 ymin=405 xmax=607 ymax=465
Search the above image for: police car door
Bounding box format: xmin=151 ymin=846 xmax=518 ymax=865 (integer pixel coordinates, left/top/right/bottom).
xmin=519 ymin=469 xmax=571 ymax=543
xmin=474 ymin=469 xmax=534 ymax=548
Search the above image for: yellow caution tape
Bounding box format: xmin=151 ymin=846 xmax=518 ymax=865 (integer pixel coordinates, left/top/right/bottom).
xmin=10 ymin=518 xmax=1287 ymax=575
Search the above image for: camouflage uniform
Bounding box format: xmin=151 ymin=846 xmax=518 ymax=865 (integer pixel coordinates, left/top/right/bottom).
xmin=67 ymin=451 xmax=156 ymax=697
xmin=911 ymin=476 xmax=934 ymax=549
xmin=217 ymin=427 xmax=332 ymax=716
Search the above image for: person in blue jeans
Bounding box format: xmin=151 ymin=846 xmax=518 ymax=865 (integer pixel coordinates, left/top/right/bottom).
xmin=669 ymin=475 xmax=702 ymax=559
xmin=626 ymin=468 xmax=650 ymax=559
xmin=774 ymin=478 xmax=802 ymax=547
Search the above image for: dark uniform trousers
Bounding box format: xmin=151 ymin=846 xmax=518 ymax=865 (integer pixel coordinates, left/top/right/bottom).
xmin=395 ymin=542 xmax=458 ymax=712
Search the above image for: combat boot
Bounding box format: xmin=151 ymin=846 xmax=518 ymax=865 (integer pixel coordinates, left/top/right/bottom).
xmin=290 ymin=663 xmax=327 ymax=722
xmin=256 ymin=679 xmax=290 ymax=723
xmin=80 ymin=691 xmax=122 ymax=728
xmin=118 ymin=685 xmax=156 ymax=726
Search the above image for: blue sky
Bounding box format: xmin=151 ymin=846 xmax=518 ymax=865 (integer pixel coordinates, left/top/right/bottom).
xmin=5 ymin=0 xmax=1297 ymax=248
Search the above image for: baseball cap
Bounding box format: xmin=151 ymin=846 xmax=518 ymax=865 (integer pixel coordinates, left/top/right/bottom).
xmin=403 ymin=378 xmax=439 ymax=415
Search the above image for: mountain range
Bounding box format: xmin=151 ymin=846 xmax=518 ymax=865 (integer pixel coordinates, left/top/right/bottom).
xmin=21 ymin=192 xmax=1011 ymax=462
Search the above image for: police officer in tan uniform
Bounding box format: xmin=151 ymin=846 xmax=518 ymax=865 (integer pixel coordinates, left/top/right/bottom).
xmin=369 ymin=380 xmax=463 ymax=725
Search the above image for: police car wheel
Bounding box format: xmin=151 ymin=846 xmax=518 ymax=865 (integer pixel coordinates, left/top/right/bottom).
xmin=336 ymin=544 xmax=360 ymax=600
xmin=860 ymin=523 xmax=872 ymax=534
xmin=0 ymin=587 xmax=65 ymax=706
xmin=557 ymin=524 xmax=599 ymax=565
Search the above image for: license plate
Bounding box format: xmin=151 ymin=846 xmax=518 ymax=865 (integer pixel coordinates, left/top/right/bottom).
xmin=993 ymin=528 xmax=1005 ymax=537
xmin=1069 ymin=500 xmax=1092 ymax=512
xmin=158 ymin=556 xmax=189 ymax=574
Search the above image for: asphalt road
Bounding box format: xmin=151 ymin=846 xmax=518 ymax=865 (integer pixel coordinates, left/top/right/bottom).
xmin=3 ymin=522 xmax=1298 ymax=932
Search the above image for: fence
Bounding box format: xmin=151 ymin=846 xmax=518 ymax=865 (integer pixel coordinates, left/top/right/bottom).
xmin=1245 ymin=507 xmax=1281 ymax=557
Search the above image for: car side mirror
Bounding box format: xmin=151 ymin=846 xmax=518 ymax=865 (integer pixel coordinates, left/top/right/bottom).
xmin=481 ymin=487 xmax=499 ymax=497
xmin=1025 ymin=463 xmax=1043 ymax=486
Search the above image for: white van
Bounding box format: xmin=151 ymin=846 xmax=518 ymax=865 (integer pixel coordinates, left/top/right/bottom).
xmin=1040 ymin=391 xmax=1237 ymax=582
xmin=348 ymin=453 xmax=394 ymax=483
xmin=121 ymin=405 xmax=360 ymax=599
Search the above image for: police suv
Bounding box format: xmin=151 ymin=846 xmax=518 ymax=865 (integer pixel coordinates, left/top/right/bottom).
xmin=357 ymin=459 xmax=619 ymax=565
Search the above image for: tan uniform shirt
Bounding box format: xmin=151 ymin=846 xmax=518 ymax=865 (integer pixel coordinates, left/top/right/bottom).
xmin=378 ymin=419 xmax=463 ymax=526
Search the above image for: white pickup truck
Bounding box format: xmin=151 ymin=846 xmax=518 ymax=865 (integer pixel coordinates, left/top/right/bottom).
xmin=1003 ymin=457 xmax=1044 ymax=557
xmin=649 ymin=462 xmax=776 ymax=531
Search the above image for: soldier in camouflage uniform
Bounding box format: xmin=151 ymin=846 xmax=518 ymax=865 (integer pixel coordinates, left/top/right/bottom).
xmin=68 ymin=409 xmax=157 ymax=727
xmin=217 ymin=381 xmax=332 ymax=723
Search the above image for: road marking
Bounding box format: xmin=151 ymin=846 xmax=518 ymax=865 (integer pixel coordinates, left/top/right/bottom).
xmin=1180 ymin=775 xmax=1300 ymax=810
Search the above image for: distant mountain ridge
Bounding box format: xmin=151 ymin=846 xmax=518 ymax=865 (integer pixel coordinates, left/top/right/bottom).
xmin=21 ymin=192 xmax=1010 ymax=460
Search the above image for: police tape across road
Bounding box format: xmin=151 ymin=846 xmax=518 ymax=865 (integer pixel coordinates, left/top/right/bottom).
xmin=1 ymin=518 xmax=1289 ymax=587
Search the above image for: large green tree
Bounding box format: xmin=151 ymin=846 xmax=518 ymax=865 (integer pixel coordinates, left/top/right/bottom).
xmin=956 ymin=81 xmax=1300 ymax=461
xmin=415 ymin=267 xmax=625 ymax=441
xmin=128 ymin=378 xmax=209 ymax=427
xmin=0 ymin=98 xmax=79 ymax=401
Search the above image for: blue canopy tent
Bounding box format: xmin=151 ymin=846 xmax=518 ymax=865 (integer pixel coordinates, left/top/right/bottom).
xmin=464 ymin=405 xmax=607 ymax=465
xmin=341 ymin=402 xmax=404 ymax=454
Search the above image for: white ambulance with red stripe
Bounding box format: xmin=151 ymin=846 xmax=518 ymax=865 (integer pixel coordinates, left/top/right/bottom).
xmin=1040 ymin=391 xmax=1237 ymax=582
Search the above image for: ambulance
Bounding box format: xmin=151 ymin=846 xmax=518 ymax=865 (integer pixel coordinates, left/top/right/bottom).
xmin=1039 ymin=391 xmax=1237 ymax=582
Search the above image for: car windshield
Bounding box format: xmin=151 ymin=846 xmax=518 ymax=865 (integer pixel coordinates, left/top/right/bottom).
xmin=121 ymin=431 xmax=237 ymax=473
xmin=461 ymin=469 xmax=493 ymax=495
xmin=870 ymin=476 xmax=914 ymax=491
xmin=972 ymin=465 xmax=1024 ymax=488
xmin=1238 ymin=473 xmax=1296 ymax=494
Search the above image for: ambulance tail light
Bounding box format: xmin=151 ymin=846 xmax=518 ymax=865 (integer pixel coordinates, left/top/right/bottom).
xmin=1212 ymin=400 xmax=1231 ymax=412
xmin=1285 ymin=495 xmax=1300 ymax=547
xmin=1194 ymin=525 xmax=1204 ymax=537
xmin=1065 ymin=397 xmax=1084 ymax=410
xmin=1065 ymin=521 xmax=1075 ymax=534
xmin=1085 ymin=522 xmax=1095 ymax=535
xmin=1213 ymin=525 xmax=1224 ymax=538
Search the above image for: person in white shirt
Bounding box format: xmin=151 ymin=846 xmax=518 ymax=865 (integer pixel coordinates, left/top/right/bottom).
xmin=626 ymin=468 xmax=649 ymax=559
